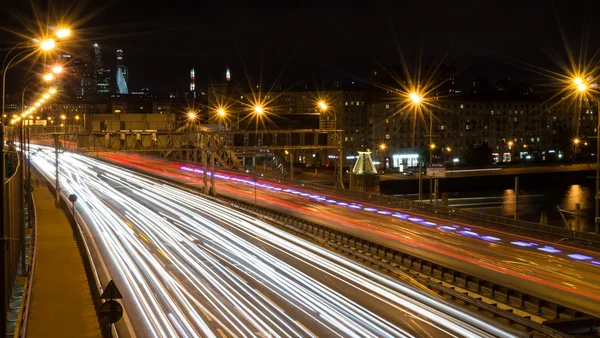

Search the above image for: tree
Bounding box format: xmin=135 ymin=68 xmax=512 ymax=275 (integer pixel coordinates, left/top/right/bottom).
xmin=472 ymin=142 xmax=493 ymax=166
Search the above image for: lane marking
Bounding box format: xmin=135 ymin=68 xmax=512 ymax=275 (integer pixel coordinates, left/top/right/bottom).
xmin=295 ymin=320 xmax=318 ymax=338
xmin=254 ymin=290 xmax=285 ymax=314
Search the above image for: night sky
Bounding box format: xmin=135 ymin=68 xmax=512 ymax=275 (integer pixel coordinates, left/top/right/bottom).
xmin=2 ymin=0 xmax=600 ymax=94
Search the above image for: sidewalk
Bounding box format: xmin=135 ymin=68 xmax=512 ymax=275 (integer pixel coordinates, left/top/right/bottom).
xmin=25 ymin=171 xmax=101 ymax=337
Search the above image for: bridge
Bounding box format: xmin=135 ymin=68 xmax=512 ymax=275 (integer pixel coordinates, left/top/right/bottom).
xmin=4 ymin=123 xmax=600 ymax=337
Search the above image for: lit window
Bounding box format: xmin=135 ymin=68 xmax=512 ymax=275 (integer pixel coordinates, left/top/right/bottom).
xmin=345 ymin=137 xmax=348 ymax=141
xmin=345 ymin=102 xmax=348 ymax=106
xmin=385 ymin=134 xmax=390 ymax=139
xmin=386 ymin=104 xmax=390 ymax=109
xmin=460 ymin=104 xmax=464 ymax=109
xmin=385 ymin=119 xmax=389 ymax=124
xmin=356 ymin=101 xmax=360 ymax=105
xmin=441 ymin=125 xmax=445 ymax=130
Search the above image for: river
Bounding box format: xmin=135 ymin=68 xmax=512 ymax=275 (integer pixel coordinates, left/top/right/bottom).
xmin=395 ymin=183 xmax=596 ymax=232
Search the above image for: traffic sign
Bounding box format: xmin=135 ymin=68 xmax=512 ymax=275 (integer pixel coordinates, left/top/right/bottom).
xmin=99 ymin=300 xmax=123 ymax=324
xmin=426 ymin=163 xmax=446 ymax=178
xmin=100 ymin=280 xmax=123 ymax=300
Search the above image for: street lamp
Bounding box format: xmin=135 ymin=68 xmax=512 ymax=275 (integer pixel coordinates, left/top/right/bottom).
xmin=573 ymin=77 xmax=600 ymax=233
xmin=217 ymin=108 xmax=226 ymax=132
xmin=253 ymin=105 xmax=264 ymax=204
xmin=56 ymin=28 xmax=71 ymax=39
xmin=379 ymin=143 xmax=387 ymax=171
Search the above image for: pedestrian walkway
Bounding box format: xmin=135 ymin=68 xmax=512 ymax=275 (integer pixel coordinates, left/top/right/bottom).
xmin=25 ymin=171 xmax=101 ymax=338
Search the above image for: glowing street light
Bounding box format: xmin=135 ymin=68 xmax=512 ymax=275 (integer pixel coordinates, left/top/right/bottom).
xmin=507 ymin=141 xmax=514 ymax=147
xmin=56 ymin=28 xmax=71 ymax=39
xmin=43 ymin=73 xmax=54 ymax=81
xmin=48 ymin=88 xmax=57 ymax=94
xmin=60 ymin=114 xmax=66 ymax=120
xmin=188 ymin=112 xmax=196 ymax=120
xmin=40 ymin=39 xmax=56 ymax=51
xmin=574 ymin=138 xmax=581 ymax=145
xmin=254 ymin=105 xmax=263 ymax=114
xmin=218 ymin=109 xmax=225 ymax=116
xmin=379 ymin=143 xmax=386 ymax=150
xmin=318 ymin=101 xmax=328 ymax=111
xmin=43 ymin=93 xmax=50 ymax=99
xmin=429 ymin=143 xmax=436 ymax=150
xmin=52 ymin=65 xmax=63 ymax=74
xmin=409 ymin=92 xmax=422 ymax=104
xmin=574 ymin=77 xmax=583 ymax=85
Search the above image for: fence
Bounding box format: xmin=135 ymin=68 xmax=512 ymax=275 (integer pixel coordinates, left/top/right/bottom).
xmin=2 ymin=149 xmax=26 ymax=336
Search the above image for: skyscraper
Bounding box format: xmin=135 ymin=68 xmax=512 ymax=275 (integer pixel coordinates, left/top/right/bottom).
xmin=93 ymin=43 xmax=111 ymax=97
xmin=115 ymin=49 xmax=129 ymax=94
xmin=190 ymin=64 xmax=196 ymax=98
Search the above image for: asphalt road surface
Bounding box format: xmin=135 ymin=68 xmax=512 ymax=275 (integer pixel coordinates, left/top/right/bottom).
xmin=30 ymin=148 xmax=518 ymax=338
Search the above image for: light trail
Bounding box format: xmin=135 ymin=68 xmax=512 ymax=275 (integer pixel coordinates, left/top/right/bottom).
xmin=31 ymin=147 xmax=518 ymax=338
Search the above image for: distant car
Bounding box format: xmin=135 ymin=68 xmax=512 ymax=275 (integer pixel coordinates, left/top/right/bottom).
xmin=402 ymin=171 xmax=415 ymax=176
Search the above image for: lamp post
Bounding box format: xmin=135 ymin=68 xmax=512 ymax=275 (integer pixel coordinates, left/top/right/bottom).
xmin=574 ymin=77 xmax=600 ymax=233
xmin=253 ymin=105 xmax=263 ymax=204
xmin=378 ymin=143 xmax=386 ymax=172
xmin=217 ymin=109 xmax=226 ymax=132
xmin=318 ymin=100 xmax=343 ymax=189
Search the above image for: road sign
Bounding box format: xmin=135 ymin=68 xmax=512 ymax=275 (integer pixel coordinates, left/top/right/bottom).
xmin=99 ymin=300 xmax=123 ymax=324
xmin=426 ymin=163 xmax=446 ymax=178
xmin=100 ymin=280 xmax=123 ymax=300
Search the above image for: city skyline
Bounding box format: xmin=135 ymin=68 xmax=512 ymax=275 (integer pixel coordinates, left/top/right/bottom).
xmin=2 ymin=0 xmax=600 ymax=94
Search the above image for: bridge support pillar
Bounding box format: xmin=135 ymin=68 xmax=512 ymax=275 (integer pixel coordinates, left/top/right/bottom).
xmin=202 ymin=150 xmax=208 ymax=194
xmin=289 ymin=150 xmax=294 ymax=180
xmin=209 ymin=151 xmax=216 ymax=196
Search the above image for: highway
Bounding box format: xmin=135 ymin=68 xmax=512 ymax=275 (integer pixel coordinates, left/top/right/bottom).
xmin=29 ymin=147 xmax=517 ymax=338
xmin=98 ymin=152 xmax=600 ymax=320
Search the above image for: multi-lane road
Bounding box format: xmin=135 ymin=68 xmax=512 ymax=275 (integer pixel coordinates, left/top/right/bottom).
xmin=97 ymin=152 xmax=600 ymax=320
xmin=30 ymin=147 xmax=517 ymax=338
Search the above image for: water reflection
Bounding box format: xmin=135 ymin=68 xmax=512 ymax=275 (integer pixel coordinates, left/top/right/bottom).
xmin=502 ymin=189 xmax=516 ymax=216
xmin=560 ymin=185 xmax=590 ymax=231
xmin=398 ymin=183 xmax=595 ymax=232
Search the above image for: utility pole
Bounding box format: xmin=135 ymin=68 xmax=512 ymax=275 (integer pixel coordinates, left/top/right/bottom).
xmin=418 ymin=162 xmax=423 ymax=202
xmin=514 ymin=176 xmax=519 ymax=220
